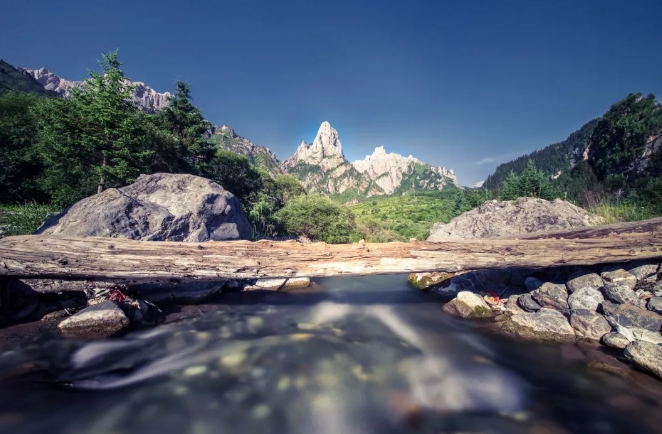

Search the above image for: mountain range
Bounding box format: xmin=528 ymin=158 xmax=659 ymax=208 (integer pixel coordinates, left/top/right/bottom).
xmin=1 ymin=60 xmax=458 ymax=197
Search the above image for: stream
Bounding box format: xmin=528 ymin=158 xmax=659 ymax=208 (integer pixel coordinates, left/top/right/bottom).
xmin=0 ymin=275 xmax=661 ymax=433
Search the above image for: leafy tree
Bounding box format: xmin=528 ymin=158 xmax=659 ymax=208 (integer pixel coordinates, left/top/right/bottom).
xmin=274 ymin=194 xmax=357 ymax=243
xmin=0 ymin=91 xmax=47 ymax=203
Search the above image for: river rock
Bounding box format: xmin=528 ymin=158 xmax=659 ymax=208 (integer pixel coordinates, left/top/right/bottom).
xmin=524 ymin=276 xmax=544 ymax=291
xmin=601 ymin=269 xmax=637 ymax=291
xmin=531 ymin=282 xmax=569 ymax=312
xmin=566 ymin=270 xmax=603 ymax=293
xmin=570 ymin=309 xmax=611 ymax=341
xmin=601 ymin=332 xmax=631 ymax=350
xmin=505 ymin=295 xmax=525 ymax=315
xmin=624 ymin=341 xmax=662 ymax=380
xmin=517 ymin=294 xmax=541 ymax=312
xmin=604 ymin=283 xmax=641 ymax=306
xmin=602 ymin=301 xmax=662 ymax=332
xmin=407 ymin=271 xmax=461 ymax=291
xmin=567 ymin=287 xmax=603 ymax=312
xmin=57 ymin=300 xmax=129 ymax=338
xmin=37 ymin=173 xmax=252 ymax=241
xmin=500 ymin=308 xmax=576 ymax=341
xmin=647 ymin=297 xmax=662 ymax=315
xmin=427 ymin=197 xmax=604 ymax=241
xmin=626 ymin=259 xmax=660 ymax=282
xmin=244 ymin=278 xmax=311 ymax=291
xmin=442 ymin=291 xmax=493 ymax=319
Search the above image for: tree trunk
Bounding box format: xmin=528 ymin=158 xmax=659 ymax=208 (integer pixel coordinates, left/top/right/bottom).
xmin=97 ymin=156 xmax=106 ymax=194
xmin=0 ymin=218 xmax=661 ymax=282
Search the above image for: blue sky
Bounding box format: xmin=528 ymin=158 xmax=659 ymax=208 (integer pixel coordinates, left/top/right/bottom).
xmin=2 ymin=0 xmax=660 ymax=185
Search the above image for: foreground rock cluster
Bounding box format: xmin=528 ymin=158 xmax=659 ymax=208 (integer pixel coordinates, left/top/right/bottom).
xmin=421 ymin=259 xmax=662 ymax=379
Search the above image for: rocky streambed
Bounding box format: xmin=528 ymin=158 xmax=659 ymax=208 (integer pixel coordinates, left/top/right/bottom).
xmin=1 ymin=274 xmax=662 ymax=433
xmin=412 ymin=258 xmax=662 ymax=381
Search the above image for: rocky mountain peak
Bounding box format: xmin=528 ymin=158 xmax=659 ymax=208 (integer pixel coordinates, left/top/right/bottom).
xmin=284 ymin=121 xmax=346 ymax=172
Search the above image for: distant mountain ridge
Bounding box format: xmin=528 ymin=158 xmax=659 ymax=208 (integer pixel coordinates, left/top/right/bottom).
xmin=282 ymin=121 xmax=457 ymax=197
xmin=207 ymin=125 xmax=282 ymax=176
xmin=0 ymin=60 xmax=56 ymax=96
xmin=19 ymin=67 xmax=171 ymax=112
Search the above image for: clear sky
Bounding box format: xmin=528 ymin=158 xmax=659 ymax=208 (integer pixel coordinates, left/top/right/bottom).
xmin=2 ymin=0 xmax=660 ymax=185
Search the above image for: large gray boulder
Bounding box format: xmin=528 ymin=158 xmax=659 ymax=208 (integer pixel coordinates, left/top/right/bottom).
xmin=624 ymin=341 xmax=662 ymax=380
xmin=427 ymin=197 xmax=604 ymax=241
xmin=37 ymin=173 xmax=252 ymax=241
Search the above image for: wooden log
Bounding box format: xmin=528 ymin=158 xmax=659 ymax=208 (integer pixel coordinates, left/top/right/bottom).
xmin=0 ymin=217 xmax=661 ymax=281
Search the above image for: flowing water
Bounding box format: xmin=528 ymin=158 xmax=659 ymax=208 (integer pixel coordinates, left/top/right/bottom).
xmin=1 ymin=275 xmax=662 ymax=434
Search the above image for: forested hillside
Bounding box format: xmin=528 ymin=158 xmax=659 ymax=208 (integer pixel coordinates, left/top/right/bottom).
xmin=480 ymin=93 xmax=662 ymax=222
xmin=0 ymin=60 xmax=55 ymax=96
xmin=484 ymin=118 xmax=598 ymax=190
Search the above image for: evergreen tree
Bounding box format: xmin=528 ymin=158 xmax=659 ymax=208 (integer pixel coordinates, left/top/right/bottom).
xmin=155 ymin=81 xmax=214 ymax=173
xmin=33 ymin=51 xmax=158 ymax=205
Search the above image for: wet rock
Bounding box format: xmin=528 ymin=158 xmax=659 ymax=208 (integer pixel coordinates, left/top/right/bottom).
xmin=407 ymin=272 xmax=459 ymax=290
xmin=601 ymin=332 xmax=630 ymax=350
xmin=524 ymin=276 xmax=544 ymax=291
xmin=442 ymin=291 xmax=493 ymax=319
xmin=244 ymin=278 xmax=311 ymax=291
xmin=601 ymin=269 xmax=637 ymax=291
xmin=570 ymin=310 xmax=611 ymax=341
xmin=604 ymin=283 xmax=641 ymax=306
xmin=567 ymin=287 xmax=603 ymax=312
xmin=566 ymin=270 xmax=603 ymax=293
xmin=602 ymin=301 xmax=662 ymax=332
xmin=500 ymin=308 xmax=576 ymax=341
xmin=517 ymin=294 xmax=541 ymax=312
xmin=647 ymin=297 xmax=662 ymax=315
xmin=531 ymin=282 xmax=569 ymax=312
xmin=626 ymin=259 xmax=660 ymax=283
xmin=3 ymin=280 xmax=40 ymax=320
xmin=57 ymin=300 xmax=129 ymax=338
xmin=624 ymin=341 xmax=662 ymax=380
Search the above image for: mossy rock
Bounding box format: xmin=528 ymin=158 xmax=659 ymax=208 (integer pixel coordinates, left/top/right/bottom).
xmin=407 ymin=271 xmax=468 ymax=291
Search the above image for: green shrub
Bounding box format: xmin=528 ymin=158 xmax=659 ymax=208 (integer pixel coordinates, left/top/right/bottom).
xmin=274 ymin=194 xmax=357 ymax=243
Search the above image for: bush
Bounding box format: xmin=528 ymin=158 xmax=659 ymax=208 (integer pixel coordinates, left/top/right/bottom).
xmin=274 ymin=194 xmax=357 ymax=243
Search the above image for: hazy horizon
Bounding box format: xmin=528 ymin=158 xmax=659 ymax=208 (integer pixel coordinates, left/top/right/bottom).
xmin=2 ymin=0 xmax=661 ymax=185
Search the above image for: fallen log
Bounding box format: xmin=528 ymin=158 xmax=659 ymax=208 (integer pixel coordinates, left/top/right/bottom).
xmin=0 ymin=217 xmax=661 ymax=282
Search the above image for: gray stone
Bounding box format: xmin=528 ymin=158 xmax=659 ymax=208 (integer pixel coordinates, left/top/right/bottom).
xmin=601 ymin=269 xmax=637 ymax=291
xmin=617 ymin=327 xmax=662 ymax=345
xmin=57 ymin=300 xmax=129 ymax=338
xmin=442 ymin=291 xmax=493 ymax=319
xmin=244 ymin=278 xmax=311 ymax=291
xmin=566 ymin=270 xmax=603 ymax=293
xmin=648 ymin=297 xmax=662 ymax=315
xmin=427 ymin=197 xmax=604 ymax=241
xmin=524 ymin=276 xmax=544 ymax=291
xmin=601 ymin=332 xmax=630 ymax=350
xmin=567 ymin=287 xmax=604 ymax=312
xmin=626 ymin=259 xmax=660 ymax=282
xmin=624 ymin=341 xmax=662 ymax=380
xmin=531 ymin=282 xmax=569 ymax=312
xmin=517 ymin=294 xmax=542 ymax=312
xmin=500 ymin=308 xmax=576 ymax=341
xmin=602 ymin=301 xmax=662 ymax=332
xmin=570 ymin=309 xmax=611 ymax=340
xmin=37 ymin=173 xmax=252 ymax=242
xmin=505 ymin=295 xmax=525 ymax=315
xmin=604 ymin=282 xmax=641 ymax=305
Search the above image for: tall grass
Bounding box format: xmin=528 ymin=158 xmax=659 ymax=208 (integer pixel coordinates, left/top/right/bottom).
xmin=0 ymin=204 xmax=61 ymax=237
